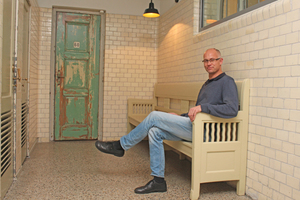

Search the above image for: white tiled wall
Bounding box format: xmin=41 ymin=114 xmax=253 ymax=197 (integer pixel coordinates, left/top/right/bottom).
xmin=103 ymin=14 xmax=158 ymax=140
xmin=158 ymin=0 xmax=300 ymax=199
xmin=37 ymin=7 xmax=51 ymax=142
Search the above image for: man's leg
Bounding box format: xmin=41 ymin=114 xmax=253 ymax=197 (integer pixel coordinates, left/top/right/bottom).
xmin=95 ymin=111 xmax=161 ymax=157
xmin=129 ymin=112 xmax=192 ymax=194
xmin=96 ymin=110 xmax=192 ymax=164
xmin=148 ymin=125 xmax=192 ymax=178
xmin=95 ymin=111 xmax=165 ymax=157
xmin=121 ymin=111 xmax=192 ymax=151
xmin=133 ymin=126 xmax=190 ymax=194
xmin=95 ymin=111 xmax=192 ymax=193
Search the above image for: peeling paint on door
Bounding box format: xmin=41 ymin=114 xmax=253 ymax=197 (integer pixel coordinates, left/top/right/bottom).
xmin=54 ymin=12 xmax=101 ymax=140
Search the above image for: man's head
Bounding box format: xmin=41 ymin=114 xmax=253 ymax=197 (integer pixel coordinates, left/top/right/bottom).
xmin=203 ymin=48 xmax=223 ymax=79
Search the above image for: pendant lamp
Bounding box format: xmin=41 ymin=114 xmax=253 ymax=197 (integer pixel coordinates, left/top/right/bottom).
xmin=143 ymin=0 xmax=160 ymax=18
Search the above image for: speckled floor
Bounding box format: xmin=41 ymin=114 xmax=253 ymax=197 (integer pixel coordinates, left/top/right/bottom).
xmin=4 ymin=141 xmax=252 ymax=200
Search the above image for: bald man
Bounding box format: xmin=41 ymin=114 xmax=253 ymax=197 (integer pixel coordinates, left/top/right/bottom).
xmin=95 ymin=48 xmax=239 ymax=194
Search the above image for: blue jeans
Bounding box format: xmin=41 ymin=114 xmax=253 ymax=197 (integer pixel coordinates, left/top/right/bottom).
xmin=120 ymin=111 xmax=193 ymax=178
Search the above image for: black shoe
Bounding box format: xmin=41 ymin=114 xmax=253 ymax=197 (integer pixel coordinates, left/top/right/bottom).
xmin=134 ymin=179 xmax=167 ymax=194
xmin=95 ymin=140 xmax=124 ymax=157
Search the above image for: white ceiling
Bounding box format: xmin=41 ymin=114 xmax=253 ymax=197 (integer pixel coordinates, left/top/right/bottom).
xmin=36 ymin=0 xmax=177 ymax=16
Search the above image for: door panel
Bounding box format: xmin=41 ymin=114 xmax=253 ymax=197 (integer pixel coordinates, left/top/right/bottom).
xmin=1 ymin=0 xmax=15 ymax=198
xmin=54 ymin=12 xmax=100 ymax=140
xmin=1 ymin=0 xmax=14 ymax=113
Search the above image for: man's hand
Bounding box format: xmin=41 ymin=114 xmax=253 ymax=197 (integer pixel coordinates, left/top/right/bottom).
xmin=188 ymin=105 xmax=202 ymax=122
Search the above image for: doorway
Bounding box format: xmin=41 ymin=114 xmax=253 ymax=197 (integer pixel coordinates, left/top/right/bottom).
xmin=51 ymin=8 xmax=105 ymax=141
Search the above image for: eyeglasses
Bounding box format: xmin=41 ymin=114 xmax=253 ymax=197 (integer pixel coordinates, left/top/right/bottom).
xmin=202 ymin=58 xmax=221 ymax=63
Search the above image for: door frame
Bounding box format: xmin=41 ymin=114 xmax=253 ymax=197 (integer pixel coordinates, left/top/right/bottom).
xmin=50 ymin=6 xmax=106 ymax=141
xmin=21 ymin=0 xmax=31 ymax=162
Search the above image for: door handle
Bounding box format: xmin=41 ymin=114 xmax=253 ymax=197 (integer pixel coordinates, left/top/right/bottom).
xmin=57 ymin=72 xmax=65 ymax=78
xmin=13 ymin=68 xmax=21 ymax=81
xmin=57 ymin=70 xmax=65 ymax=85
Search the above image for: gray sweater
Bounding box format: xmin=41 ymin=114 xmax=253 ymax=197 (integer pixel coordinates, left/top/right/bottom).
xmin=181 ymin=73 xmax=239 ymax=118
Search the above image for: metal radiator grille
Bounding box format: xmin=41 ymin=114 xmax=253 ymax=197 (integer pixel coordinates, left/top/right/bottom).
xmin=1 ymin=110 xmax=13 ymax=177
xmin=21 ymin=103 xmax=28 ymax=148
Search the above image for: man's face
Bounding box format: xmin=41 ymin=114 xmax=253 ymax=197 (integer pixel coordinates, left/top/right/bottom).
xmin=203 ymin=49 xmax=223 ymax=78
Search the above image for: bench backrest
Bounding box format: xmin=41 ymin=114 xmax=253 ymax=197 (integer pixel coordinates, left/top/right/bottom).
xmin=154 ymin=79 xmax=250 ymax=114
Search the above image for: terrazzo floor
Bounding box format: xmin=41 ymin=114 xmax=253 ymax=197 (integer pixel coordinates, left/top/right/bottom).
xmin=4 ymin=141 xmax=252 ymax=200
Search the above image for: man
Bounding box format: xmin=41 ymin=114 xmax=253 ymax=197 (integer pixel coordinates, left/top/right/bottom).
xmin=95 ymin=48 xmax=239 ymax=194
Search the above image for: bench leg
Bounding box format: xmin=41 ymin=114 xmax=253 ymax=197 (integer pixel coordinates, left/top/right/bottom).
xmin=179 ymin=153 xmax=185 ymax=160
xmin=190 ymin=169 xmax=200 ymax=200
xmin=190 ymin=186 xmax=200 ymax=200
xmin=236 ymin=179 xmax=246 ymax=195
xmin=190 ymin=153 xmax=201 ymax=200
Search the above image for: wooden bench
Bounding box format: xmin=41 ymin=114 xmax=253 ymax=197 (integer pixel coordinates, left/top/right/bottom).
xmin=127 ymin=79 xmax=250 ymax=200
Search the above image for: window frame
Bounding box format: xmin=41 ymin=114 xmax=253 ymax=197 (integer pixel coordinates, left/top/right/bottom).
xmin=199 ymin=0 xmax=278 ymax=32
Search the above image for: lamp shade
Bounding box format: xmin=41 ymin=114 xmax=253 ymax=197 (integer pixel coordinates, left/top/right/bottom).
xmin=143 ymin=0 xmax=160 ymax=18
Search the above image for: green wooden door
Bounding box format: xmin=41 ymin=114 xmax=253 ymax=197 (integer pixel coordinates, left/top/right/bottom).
xmin=54 ymin=12 xmax=100 ymax=140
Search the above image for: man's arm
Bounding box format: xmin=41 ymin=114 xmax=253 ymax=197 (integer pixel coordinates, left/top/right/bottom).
xmin=188 ymin=105 xmax=201 ymax=122
xmin=180 ymin=77 xmax=239 ymax=121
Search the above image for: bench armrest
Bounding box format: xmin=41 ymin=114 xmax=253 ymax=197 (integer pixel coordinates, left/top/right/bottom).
xmin=128 ymin=98 xmax=156 ymax=116
xmin=192 ymin=111 xmax=244 ymax=144
xmin=190 ymin=111 xmax=248 ymax=192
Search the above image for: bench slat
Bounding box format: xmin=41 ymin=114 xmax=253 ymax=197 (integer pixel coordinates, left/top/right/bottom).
xmin=155 ymin=106 xmax=182 ymax=115
xmin=128 ymin=115 xmax=147 ymax=127
xmin=181 ymin=100 xmax=190 ymax=113
xmin=155 ymin=83 xmax=203 ymax=101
